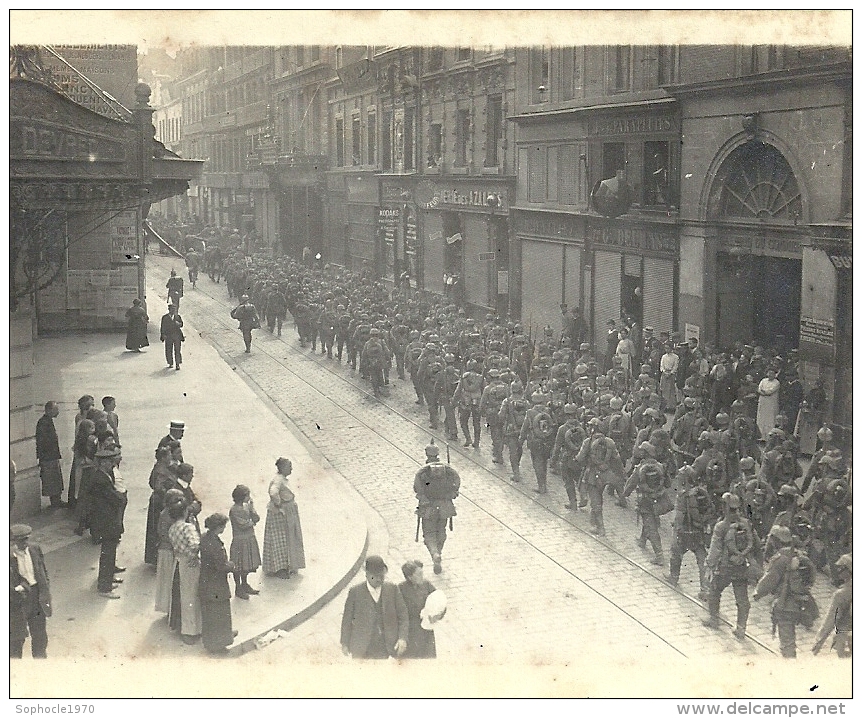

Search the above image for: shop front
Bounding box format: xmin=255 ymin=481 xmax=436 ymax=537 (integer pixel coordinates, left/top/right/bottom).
xmin=416 ymin=178 xmax=513 ymax=312
xmin=378 ymin=177 xmax=420 ymax=287
xmin=10 ymin=76 xmax=202 ymax=333
xmin=586 ymin=218 xmax=678 ymax=360
xmin=513 ymin=210 xmax=586 ymax=337
xmin=263 ymin=155 xmax=327 ymax=259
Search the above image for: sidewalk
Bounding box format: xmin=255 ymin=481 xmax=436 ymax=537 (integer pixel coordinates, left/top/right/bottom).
xmin=13 ymin=294 xmax=369 ymax=667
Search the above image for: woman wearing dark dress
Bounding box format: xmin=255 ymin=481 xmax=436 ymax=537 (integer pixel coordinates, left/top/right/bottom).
xmin=144 ymin=447 xmax=181 ymax=566
xmin=125 ymin=298 xmax=149 ymax=351
xmin=199 ymin=513 xmax=238 ymax=654
xmin=398 ymin=560 xmax=438 ymax=658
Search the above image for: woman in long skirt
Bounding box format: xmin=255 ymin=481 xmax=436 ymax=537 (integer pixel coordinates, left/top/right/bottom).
xmin=262 ymin=457 xmax=306 ymax=578
xmin=155 ymin=490 xmax=186 ymax=614
xmin=168 ymin=510 xmax=202 ymax=644
xmin=756 ymin=369 xmax=781 ymax=441
xmin=145 ymin=447 xmax=180 ymax=566
xmin=125 ymin=298 xmax=150 ymax=351
xmin=229 ymin=485 xmax=261 ymax=598
xmin=199 ymin=513 xmax=237 ymax=654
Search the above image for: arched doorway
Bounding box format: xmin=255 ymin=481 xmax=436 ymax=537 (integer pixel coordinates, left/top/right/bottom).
xmin=710 ymin=140 xmax=804 ymax=352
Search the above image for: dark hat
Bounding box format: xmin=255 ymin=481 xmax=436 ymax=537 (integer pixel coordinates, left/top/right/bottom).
xmin=10 ymin=524 xmax=32 ymax=539
xmin=365 ymin=555 xmax=388 ymax=574
xmin=95 ymin=446 xmax=121 ymax=458
xmin=644 ymin=326 xmax=654 ymax=332
xmin=401 ymin=559 xmax=423 ymax=579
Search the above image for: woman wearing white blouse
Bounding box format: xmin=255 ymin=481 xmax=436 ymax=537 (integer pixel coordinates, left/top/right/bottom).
xmin=659 ymin=343 xmax=679 ymax=411
xmin=756 ymin=369 xmax=781 ymax=440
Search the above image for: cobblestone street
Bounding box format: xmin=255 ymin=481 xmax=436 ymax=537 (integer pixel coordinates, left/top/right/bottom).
xmin=147 ymin=258 xmax=843 ymax=680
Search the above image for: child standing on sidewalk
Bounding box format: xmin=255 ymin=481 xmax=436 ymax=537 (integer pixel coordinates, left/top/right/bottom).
xmin=229 ymin=485 xmax=261 ymax=599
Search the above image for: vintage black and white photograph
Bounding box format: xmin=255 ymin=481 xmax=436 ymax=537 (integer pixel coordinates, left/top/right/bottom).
xmin=8 ymin=9 xmax=852 ymax=702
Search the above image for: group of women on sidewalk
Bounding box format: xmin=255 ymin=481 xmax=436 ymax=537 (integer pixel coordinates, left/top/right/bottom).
xmin=146 ymin=451 xmax=306 ymax=654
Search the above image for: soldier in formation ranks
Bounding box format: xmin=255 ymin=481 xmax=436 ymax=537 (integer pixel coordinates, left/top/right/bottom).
xmin=211 ymin=246 xmax=847 ymax=656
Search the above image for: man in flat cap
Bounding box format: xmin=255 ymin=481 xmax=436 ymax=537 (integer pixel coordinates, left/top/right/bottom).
xmin=414 ymin=443 xmax=460 ymax=575
xmin=10 ymin=524 xmax=52 ymax=658
xmin=340 ymin=555 xmax=409 ymax=659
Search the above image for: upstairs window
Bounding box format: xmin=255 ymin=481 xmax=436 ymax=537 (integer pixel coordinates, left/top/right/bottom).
xmin=455 ymin=109 xmax=470 ymax=167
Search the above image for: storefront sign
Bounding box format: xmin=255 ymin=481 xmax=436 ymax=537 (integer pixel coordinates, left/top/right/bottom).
xmin=109 ymin=211 xmax=139 ymax=263
xmin=720 ymin=233 xmax=802 ymax=259
xmin=799 ymin=316 xmax=835 ymax=348
xmin=828 ymin=254 xmax=852 ymax=270
xmin=589 ymin=114 xmax=677 ymax=137
xmin=11 ymin=120 xmax=125 ymax=162
xmin=413 ymin=180 xmax=509 ymax=212
xmin=514 ymin=211 xmax=582 ymax=241
xmin=378 ymin=207 xmax=399 ymax=244
xmin=478 ymin=252 xmax=496 ymax=261
xmin=497 ymin=270 xmax=509 ymax=294
xmin=587 ymin=222 xmax=677 ymax=257
xmin=10 ymin=180 xmax=140 ymax=209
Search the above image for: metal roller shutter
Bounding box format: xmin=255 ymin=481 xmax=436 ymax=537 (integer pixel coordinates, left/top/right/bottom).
xmin=642 ymin=256 xmax=675 ymax=337
xmin=521 ymin=239 xmax=563 ymax=339
xmin=564 ymin=246 xmax=581 ymax=311
xmin=463 ymin=214 xmax=489 ymax=309
xmin=592 ymin=251 xmax=621 ymax=358
xmin=423 ymin=212 xmax=444 ymax=295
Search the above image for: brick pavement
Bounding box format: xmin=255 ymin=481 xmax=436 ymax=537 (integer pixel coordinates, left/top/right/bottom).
xmin=147 ymin=259 xmax=848 ymax=687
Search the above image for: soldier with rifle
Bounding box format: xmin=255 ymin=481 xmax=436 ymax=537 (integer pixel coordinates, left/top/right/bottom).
xmin=414 ymin=442 xmax=460 ymax=575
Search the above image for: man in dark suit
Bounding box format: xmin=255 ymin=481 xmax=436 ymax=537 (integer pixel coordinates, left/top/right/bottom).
xmin=35 ymin=401 xmax=65 ymax=509
xmin=341 ymin=555 xmax=409 ymax=659
xmin=88 ymin=447 xmax=128 ymax=599
xmin=160 ymin=303 xmax=184 ymax=370
xmin=10 ymin=524 xmax=52 ymax=658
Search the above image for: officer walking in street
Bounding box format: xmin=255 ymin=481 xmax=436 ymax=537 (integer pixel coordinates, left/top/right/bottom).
xmin=414 ymin=443 xmax=460 ymax=575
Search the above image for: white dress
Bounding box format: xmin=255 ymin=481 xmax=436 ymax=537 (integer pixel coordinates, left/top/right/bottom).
xmin=756 ymin=378 xmax=780 ymax=440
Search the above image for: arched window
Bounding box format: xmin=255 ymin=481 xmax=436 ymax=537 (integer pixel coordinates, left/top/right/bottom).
xmin=718 ymin=141 xmax=802 ymax=221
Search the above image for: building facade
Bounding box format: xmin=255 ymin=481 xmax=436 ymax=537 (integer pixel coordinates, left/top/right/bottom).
xmin=510 ymin=45 xmax=682 ymax=346
xmin=667 ymin=45 xmax=852 ymax=439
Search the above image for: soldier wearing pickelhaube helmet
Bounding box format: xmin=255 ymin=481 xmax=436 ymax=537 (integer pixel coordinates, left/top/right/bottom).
xmin=703 ymin=491 xmax=762 ymax=640
xmin=413 ymin=442 xmax=460 ymax=575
